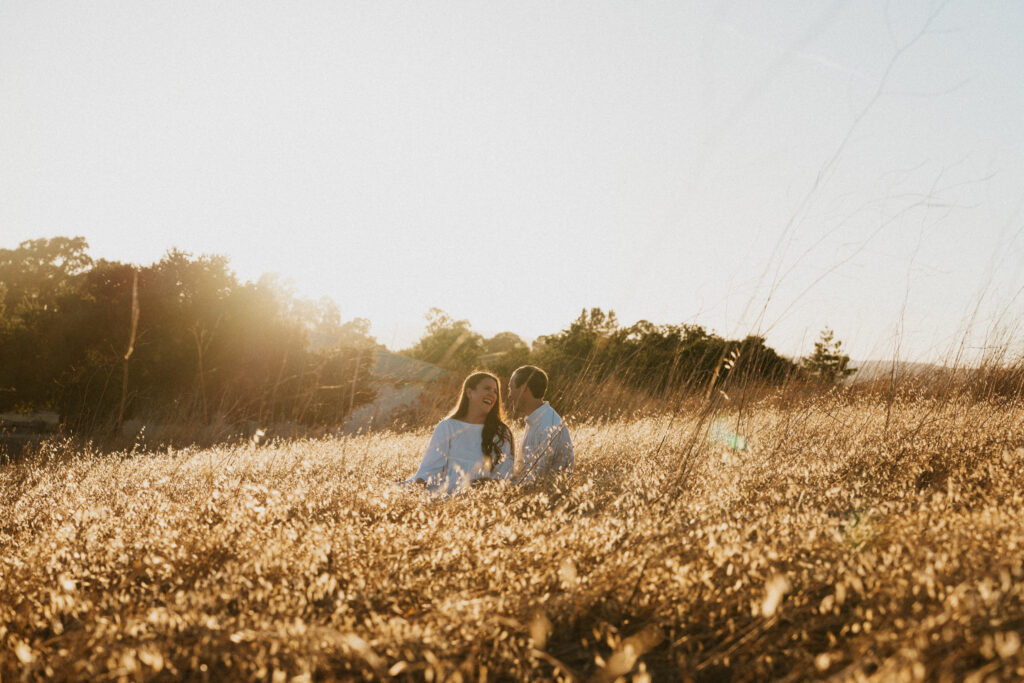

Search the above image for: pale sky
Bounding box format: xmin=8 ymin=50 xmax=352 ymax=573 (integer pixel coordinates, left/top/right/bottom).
xmin=2 ymin=1 xmax=1023 ymax=363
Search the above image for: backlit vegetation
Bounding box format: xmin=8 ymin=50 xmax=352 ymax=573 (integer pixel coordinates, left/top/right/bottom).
xmin=3 ymin=381 xmax=1024 ymax=680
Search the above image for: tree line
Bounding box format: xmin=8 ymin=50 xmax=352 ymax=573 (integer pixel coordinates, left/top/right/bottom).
xmin=0 ymin=237 xmax=377 ymax=433
xmin=403 ymin=307 xmax=855 ymax=413
xmin=1 ymin=236 xmax=854 ymax=435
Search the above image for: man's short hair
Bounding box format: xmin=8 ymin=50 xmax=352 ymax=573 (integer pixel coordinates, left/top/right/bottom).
xmin=511 ymin=365 xmax=548 ymax=399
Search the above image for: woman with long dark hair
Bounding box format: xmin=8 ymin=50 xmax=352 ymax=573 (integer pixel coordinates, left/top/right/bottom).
xmin=407 ymin=372 xmax=515 ymax=494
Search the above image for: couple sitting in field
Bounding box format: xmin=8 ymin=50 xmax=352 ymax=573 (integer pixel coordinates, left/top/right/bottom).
xmin=405 ymin=365 xmax=574 ymax=495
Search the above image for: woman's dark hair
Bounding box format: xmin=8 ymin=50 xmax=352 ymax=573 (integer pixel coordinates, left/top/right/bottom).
xmin=449 ymin=371 xmax=514 ymax=473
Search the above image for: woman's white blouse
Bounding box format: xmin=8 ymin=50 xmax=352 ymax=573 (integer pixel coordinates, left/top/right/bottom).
xmin=410 ymin=418 xmax=513 ymax=494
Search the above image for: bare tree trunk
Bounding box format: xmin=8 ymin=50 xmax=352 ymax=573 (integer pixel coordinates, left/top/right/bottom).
xmin=116 ymin=270 xmax=140 ymax=433
xmin=193 ymin=327 xmax=209 ymax=424
xmin=348 ymin=346 xmax=361 ymax=418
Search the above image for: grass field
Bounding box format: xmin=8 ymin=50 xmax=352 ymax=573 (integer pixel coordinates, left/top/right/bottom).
xmin=3 ymin=387 xmax=1024 ymax=681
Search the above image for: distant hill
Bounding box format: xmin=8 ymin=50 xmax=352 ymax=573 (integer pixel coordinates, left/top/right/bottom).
xmin=847 ymin=359 xmax=948 ymax=383
xmin=370 ymin=348 xmax=447 ymax=384
xmin=342 ymin=350 xmax=449 ymax=433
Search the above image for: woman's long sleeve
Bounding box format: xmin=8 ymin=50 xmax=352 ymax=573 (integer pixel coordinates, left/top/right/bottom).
xmin=411 ymin=423 xmax=449 ymax=487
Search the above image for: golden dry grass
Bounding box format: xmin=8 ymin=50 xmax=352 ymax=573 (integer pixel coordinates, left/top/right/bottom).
xmin=2 ymin=390 xmax=1024 ymax=681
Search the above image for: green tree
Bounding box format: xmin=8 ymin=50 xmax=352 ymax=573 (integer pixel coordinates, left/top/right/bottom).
xmin=529 ymin=309 xmax=800 ymax=404
xmin=479 ymin=331 xmax=530 ymax=378
xmin=0 ymin=236 xmax=92 ymax=319
xmin=0 ymin=237 xmax=96 ymax=413
xmin=801 ymin=327 xmax=856 ymax=385
xmin=0 ymin=239 xmax=378 ymax=430
xmin=403 ymin=308 xmax=484 ymax=371
xmin=482 ymin=331 xmax=528 ymax=356
xmin=533 ymin=308 xmax=619 ymax=379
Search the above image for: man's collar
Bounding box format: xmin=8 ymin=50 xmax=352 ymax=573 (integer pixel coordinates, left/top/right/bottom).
xmin=525 ymin=401 xmax=549 ymax=425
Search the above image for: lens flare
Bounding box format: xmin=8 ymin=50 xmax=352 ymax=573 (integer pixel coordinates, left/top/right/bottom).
xmin=708 ymin=418 xmax=748 ymax=451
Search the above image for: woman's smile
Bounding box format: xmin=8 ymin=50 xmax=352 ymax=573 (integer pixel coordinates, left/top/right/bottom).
xmin=466 ymin=379 xmax=499 ymax=420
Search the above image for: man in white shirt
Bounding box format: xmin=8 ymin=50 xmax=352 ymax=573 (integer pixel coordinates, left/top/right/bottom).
xmin=506 ymin=365 xmax=574 ymax=482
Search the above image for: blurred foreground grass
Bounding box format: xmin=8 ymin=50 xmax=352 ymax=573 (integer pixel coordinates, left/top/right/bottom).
xmin=2 ymin=391 xmax=1024 ymax=681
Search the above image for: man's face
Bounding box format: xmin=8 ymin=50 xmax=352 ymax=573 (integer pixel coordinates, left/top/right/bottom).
xmin=507 ymin=377 xmax=528 ymax=416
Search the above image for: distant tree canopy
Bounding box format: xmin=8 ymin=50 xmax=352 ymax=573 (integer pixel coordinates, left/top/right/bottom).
xmin=403 ymin=308 xmax=485 ymax=371
xmin=531 ymin=308 xmax=799 ymax=406
xmin=0 ymin=237 xmax=377 ymax=430
xmin=402 ymin=306 xmax=801 ymax=407
xmin=402 ymin=308 xmax=531 ymax=378
xmin=2 ymin=236 xmax=840 ymax=433
xmin=801 ymin=327 xmax=856 ymax=385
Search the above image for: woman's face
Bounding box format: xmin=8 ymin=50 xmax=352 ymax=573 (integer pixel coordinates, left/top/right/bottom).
xmin=466 ymin=377 xmax=499 ymax=417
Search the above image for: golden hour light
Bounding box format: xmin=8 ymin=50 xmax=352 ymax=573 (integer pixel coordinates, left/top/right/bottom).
xmin=2 ymin=1 xmax=1023 ymax=680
